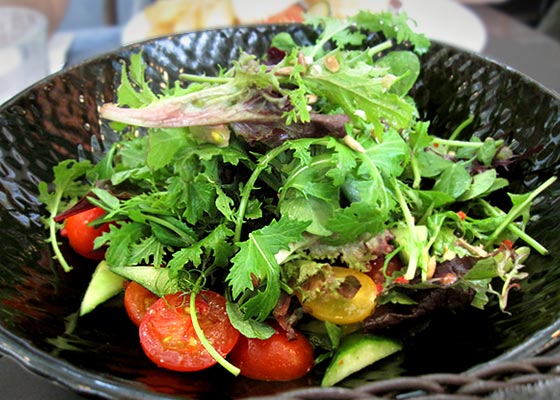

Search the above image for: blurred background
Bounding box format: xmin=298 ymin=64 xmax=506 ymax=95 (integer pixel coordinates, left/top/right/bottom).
xmin=0 ymin=0 xmax=558 ymax=94
xmin=52 ymin=0 xmax=560 ymax=94
xmin=54 ymin=0 xmax=559 ymax=40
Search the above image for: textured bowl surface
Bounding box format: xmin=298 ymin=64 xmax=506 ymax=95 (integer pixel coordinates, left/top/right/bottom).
xmin=0 ymin=25 xmax=559 ymax=399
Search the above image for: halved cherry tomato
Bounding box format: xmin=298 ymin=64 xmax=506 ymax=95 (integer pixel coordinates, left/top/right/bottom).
xmin=60 ymin=206 xmax=111 ymax=260
xmin=139 ymin=291 xmax=239 ymax=372
xmin=228 ymin=321 xmax=314 ymax=381
xmin=298 ymin=267 xmax=378 ymax=325
xmin=124 ymin=281 xmax=159 ymax=326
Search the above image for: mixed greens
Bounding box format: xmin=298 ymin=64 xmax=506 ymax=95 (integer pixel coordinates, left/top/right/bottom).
xmin=39 ymin=10 xmax=554 ymax=384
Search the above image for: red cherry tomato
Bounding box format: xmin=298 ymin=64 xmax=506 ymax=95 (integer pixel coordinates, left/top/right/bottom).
xmin=139 ymin=291 xmax=240 ymax=372
xmin=367 ymin=256 xmax=403 ymax=285
xmin=228 ymin=321 xmax=315 ymax=381
xmin=61 ymin=206 xmax=111 ymax=259
xmin=124 ymin=281 xmax=159 ymax=326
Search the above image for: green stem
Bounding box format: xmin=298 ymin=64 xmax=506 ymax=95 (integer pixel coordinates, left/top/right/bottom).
xmin=448 ymin=115 xmax=474 ymax=141
xmin=410 ymin=155 xmax=422 ymax=189
xmin=179 ymin=73 xmax=232 ymax=84
xmin=278 ymin=155 xmax=332 ymax=205
xmin=485 ymin=176 xmax=557 ymax=249
xmin=309 ymin=21 xmax=353 ymax=59
xmin=480 ymin=199 xmax=547 ymax=253
xmin=367 ymin=40 xmax=394 ymax=57
xmin=357 ymin=150 xmax=391 ymax=210
xmin=390 ymin=178 xmax=420 ymax=281
xmin=49 ymin=217 xmax=72 ymax=272
xmin=234 ymin=141 xmax=292 ymax=243
xmin=347 ymin=39 xmax=393 ymax=64
xmin=432 ymin=138 xmax=485 ymax=148
xmin=48 ymin=194 xmax=72 ymax=272
xmin=143 ymin=214 xmax=194 ymax=244
xmin=189 ymin=290 xmax=240 ymax=376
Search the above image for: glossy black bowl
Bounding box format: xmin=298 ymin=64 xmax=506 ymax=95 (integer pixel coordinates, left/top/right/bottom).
xmin=0 ymin=25 xmax=559 ymax=399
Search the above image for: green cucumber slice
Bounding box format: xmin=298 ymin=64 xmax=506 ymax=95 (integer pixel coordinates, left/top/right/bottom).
xmin=79 ymin=260 xmax=127 ymax=316
xmin=109 ymin=265 xmax=180 ymax=297
xmin=321 ymin=333 xmax=402 ymax=386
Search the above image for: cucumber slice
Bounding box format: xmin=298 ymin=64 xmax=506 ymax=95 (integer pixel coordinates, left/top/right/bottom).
xmin=321 ymin=333 xmax=402 ymax=386
xmin=109 ymin=265 xmax=180 ymax=297
xmin=79 ymin=260 xmax=127 ymax=316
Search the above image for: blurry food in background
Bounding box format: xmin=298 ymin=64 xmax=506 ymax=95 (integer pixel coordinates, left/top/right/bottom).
xmin=122 ymin=0 xmax=488 ymax=53
xmin=143 ymin=0 xmax=237 ymax=36
xmin=139 ymin=0 xmax=330 ymax=39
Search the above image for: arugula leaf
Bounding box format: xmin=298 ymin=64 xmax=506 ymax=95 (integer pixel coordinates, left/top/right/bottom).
xmin=280 ymin=195 xmax=334 ymax=236
xmin=361 ymin=128 xmax=409 ymax=177
xmin=324 ymin=202 xmax=387 ymax=246
xmin=225 ymin=301 xmax=276 ymax=339
xmin=98 ymin=221 xmax=143 ymax=267
xmin=146 ymin=128 xmax=188 ymax=170
xmin=227 ymin=217 xmax=309 ymax=321
xmin=303 ymin=58 xmax=416 ymax=134
xmin=167 ymin=223 xmax=235 ymax=272
xmin=415 ymin=151 xmax=453 ymax=178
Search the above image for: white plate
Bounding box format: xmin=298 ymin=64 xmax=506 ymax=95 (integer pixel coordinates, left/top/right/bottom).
xmin=122 ymin=0 xmax=487 ymax=53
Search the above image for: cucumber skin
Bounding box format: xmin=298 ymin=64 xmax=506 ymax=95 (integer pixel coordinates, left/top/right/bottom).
xmin=79 ymin=260 xmax=127 ymax=316
xmin=321 ymin=333 xmax=402 ymax=387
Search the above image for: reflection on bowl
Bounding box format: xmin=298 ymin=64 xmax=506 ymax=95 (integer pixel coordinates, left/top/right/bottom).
xmin=0 ymin=24 xmax=559 ymax=399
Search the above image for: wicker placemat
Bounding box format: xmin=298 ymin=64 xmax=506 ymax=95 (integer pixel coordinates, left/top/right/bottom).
xmin=250 ymin=344 xmax=560 ymax=399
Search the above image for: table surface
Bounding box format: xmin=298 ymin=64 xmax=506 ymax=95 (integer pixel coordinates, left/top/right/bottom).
xmin=0 ymin=4 xmax=559 ymax=400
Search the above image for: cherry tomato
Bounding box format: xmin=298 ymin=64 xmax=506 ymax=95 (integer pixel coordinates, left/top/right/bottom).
xmin=228 ymin=321 xmax=314 ymax=381
xmin=124 ymin=281 xmax=159 ymax=326
xmin=139 ymin=291 xmax=240 ymax=372
xmin=367 ymin=256 xmax=403 ymax=285
xmin=61 ymin=206 xmax=111 ymax=259
xmin=299 ymin=267 xmax=378 ymax=325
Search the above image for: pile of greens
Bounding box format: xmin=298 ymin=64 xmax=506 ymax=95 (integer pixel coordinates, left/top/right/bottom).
xmin=39 ymin=10 xmax=554 ymax=381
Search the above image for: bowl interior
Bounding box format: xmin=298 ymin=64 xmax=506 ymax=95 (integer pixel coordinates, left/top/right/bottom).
xmin=0 ymin=25 xmax=559 ymax=399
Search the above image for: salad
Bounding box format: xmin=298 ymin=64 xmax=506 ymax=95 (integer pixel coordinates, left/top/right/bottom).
xmin=39 ymin=10 xmax=555 ymax=385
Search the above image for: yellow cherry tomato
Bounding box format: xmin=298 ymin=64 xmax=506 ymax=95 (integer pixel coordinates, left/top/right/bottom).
xmin=299 ymin=267 xmax=378 ymax=325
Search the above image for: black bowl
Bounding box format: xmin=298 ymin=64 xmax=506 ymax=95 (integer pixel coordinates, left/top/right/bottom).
xmin=0 ymin=25 xmax=559 ymax=399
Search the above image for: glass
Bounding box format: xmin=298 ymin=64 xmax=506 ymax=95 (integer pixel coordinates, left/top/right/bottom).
xmin=0 ymin=7 xmax=49 ymax=104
